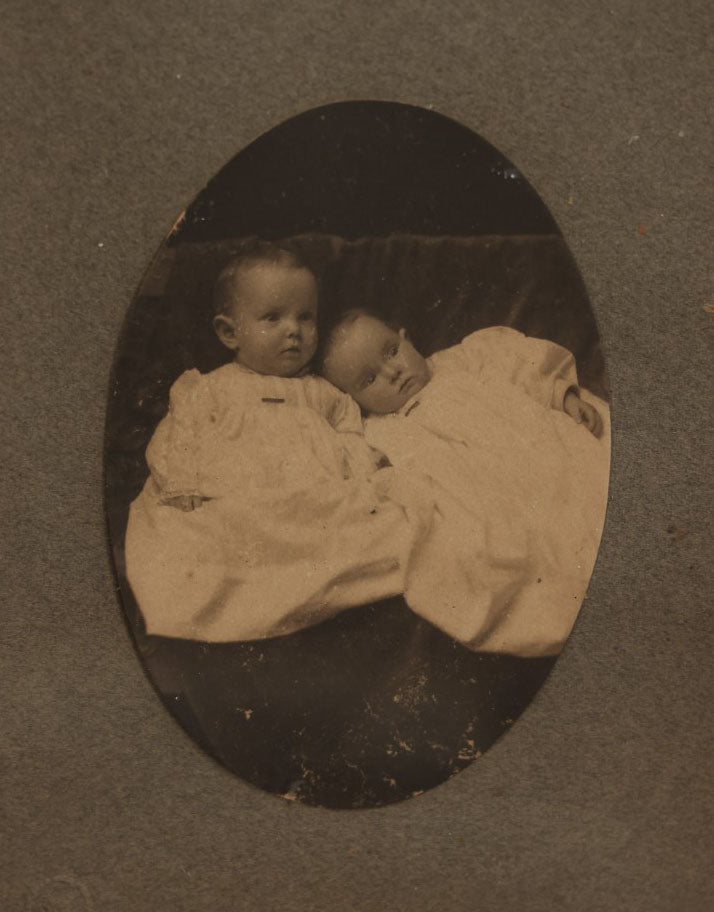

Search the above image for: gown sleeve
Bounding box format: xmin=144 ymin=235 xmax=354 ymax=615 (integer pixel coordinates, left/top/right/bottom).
xmin=436 ymin=327 xmax=579 ymax=410
xmin=145 ymin=369 xmax=213 ymax=497
xmin=324 ymin=384 xmax=381 ymax=477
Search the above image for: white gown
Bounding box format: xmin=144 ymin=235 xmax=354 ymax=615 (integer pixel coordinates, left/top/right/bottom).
xmin=364 ymin=328 xmax=611 ymax=656
xmin=125 ymin=363 xmax=432 ymax=642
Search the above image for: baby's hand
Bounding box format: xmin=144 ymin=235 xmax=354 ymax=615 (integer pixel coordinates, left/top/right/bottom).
xmin=161 ymin=494 xmax=208 ymax=512
xmin=563 ymin=391 xmax=604 ymax=438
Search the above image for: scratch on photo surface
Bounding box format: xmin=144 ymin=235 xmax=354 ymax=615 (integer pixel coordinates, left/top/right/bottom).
xmin=168 ymin=209 xmax=186 ymax=238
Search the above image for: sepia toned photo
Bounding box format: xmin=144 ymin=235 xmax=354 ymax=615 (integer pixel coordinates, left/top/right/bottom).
xmin=104 ymin=101 xmax=611 ymax=808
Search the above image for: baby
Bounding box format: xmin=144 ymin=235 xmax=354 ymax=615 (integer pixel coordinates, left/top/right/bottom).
xmin=321 ymin=309 xmax=611 ymax=656
xmin=125 ymin=244 xmax=431 ymax=643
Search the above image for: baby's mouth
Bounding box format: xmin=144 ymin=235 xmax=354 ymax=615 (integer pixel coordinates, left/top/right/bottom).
xmin=399 ymin=376 xmax=413 ymax=393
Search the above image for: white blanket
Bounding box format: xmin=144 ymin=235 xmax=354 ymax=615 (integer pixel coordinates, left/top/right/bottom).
xmin=365 ymin=328 xmax=611 ymax=656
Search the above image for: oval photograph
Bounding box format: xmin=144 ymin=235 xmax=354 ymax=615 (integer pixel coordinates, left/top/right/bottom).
xmin=105 ymin=101 xmax=611 ymax=808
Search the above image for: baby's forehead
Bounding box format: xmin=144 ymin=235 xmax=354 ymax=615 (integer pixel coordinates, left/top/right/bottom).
xmin=229 ymin=261 xmax=316 ymax=308
xmin=335 ymin=314 xmax=396 ymax=353
xmin=326 ymin=315 xmax=397 ymax=382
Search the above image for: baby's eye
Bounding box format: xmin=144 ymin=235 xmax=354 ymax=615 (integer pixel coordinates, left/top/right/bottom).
xmin=361 ymin=373 xmax=376 ymax=389
xmin=299 ymin=311 xmax=316 ymax=322
xmin=388 ymin=343 xmax=399 ymax=357
xmin=262 ymin=312 xmax=280 ymax=322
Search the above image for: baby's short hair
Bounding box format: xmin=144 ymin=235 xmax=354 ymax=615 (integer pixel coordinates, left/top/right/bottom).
xmin=213 ymin=238 xmax=311 ymax=316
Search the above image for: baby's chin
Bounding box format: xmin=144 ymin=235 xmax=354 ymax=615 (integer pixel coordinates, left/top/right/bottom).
xmin=281 ymin=347 xmax=317 ymax=376
xmin=398 ymin=372 xmax=429 ymax=402
xmin=366 ymin=376 xmax=430 ymax=414
xmin=274 ymin=362 xmax=312 ymax=378
xmin=241 ymin=352 xmax=315 ymax=377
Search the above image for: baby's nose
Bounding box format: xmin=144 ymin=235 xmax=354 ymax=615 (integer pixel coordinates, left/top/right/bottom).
xmin=286 ymin=320 xmax=301 ymax=337
xmin=383 ymin=363 xmax=402 ymax=382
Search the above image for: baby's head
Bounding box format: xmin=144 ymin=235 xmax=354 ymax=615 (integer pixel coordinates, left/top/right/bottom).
xmin=321 ymin=309 xmax=431 ymax=414
xmin=213 ymin=240 xmax=318 ymax=377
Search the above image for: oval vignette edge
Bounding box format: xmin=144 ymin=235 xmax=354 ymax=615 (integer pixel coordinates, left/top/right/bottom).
xmin=104 ymin=101 xmax=611 ymax=809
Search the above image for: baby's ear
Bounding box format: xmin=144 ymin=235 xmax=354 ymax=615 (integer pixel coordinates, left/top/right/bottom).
xmin=398 ymin=327 xmax=408 ymax=340
xmin=213 ymin=314 xmax=240 ymax=350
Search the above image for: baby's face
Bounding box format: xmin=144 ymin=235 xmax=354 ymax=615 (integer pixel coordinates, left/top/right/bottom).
xmin=323 ymin=314 xmax=430 ymax=413
xmin=215 ymin=262 xmax=318 ymax=376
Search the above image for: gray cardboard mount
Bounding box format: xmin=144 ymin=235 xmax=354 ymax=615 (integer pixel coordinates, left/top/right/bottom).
xmin=2 ymin=1 xmax=712 ymax=910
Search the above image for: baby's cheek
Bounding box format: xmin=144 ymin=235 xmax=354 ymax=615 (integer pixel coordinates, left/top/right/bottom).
xmin=351 ymin=390 xmax=371 ymax=411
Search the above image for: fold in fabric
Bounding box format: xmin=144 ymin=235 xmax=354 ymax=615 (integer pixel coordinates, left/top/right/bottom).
xmin=366 ymin=329 xmax=611 ymax=656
